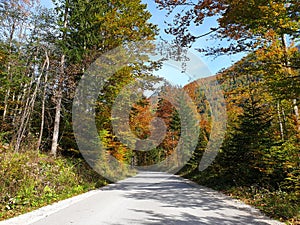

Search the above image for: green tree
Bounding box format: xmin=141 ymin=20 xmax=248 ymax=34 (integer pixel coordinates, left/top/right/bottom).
xmin=156 ymin=0 xmax=300 ymax=133
xmin=50 ymin=0 xmax=158 ymax=156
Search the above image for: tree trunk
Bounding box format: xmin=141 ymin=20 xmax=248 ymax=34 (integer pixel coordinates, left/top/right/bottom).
xmin=277 ymin=101 xmax=284 ymax=140
xmin=14 ymin=50 xmax=46 ymax=152
xmin=281 ymin=34 xmax=300 ymax=135
xmin=50 ymin=0 xmax=69 ymax=157
xmin=293 ymin=99 xmax=300 ymax=133
xmin=3 ymin=88 xmax=11 ymax=121
xmin=14 ymin=74 xmax=34 ymax=152
xmin=2 ymin=20 xmax=16 ymax=121
xmin=50 ymin=88 xmax=62 ymax=157
xmin=37 ymin=51 xmax=50 ymax=152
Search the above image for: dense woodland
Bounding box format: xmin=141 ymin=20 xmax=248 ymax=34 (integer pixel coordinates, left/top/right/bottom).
xmin=155 ymin=0 xmax=300 ymax=222
xmin=0 ymin=0 xmax=299 ymax=223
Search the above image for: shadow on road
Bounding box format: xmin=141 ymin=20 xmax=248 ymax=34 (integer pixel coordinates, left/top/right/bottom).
xmin=104 ymin=171 xmax=277 ymax=225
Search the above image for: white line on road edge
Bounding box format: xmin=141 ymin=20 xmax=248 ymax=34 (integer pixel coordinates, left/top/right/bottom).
xmin=0 ymin=188 xmax=105 ymax=225
xmin=0 ymin=173 xmax=285 ymax=225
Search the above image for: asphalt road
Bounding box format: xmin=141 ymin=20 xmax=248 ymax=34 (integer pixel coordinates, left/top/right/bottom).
xmin=2 ymin=171 xmax=283 ymax=225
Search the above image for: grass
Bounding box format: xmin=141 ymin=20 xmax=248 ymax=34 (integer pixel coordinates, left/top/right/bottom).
xmin=0 ymin=149 xmax=109 ymax=220
xmin=221 ymin=186 xmax=300 ymax=225
xmin=179 ymin=168 xmax=300 ymax=225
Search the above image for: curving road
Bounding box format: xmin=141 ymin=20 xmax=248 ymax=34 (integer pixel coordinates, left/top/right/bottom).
xmin=1 ymin=171 xmax=283 ymax=225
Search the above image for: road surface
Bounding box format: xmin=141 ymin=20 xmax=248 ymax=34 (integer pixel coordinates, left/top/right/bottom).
xmin=1 ymin=171 xmax=283 ymax=225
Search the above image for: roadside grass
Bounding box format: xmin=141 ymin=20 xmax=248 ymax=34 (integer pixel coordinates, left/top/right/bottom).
xmin=180 ymin=169 xmax=300 ymax=225
xmin=0 ymin=149 xmax=109 ymax=220
xmin=222 ymin=186 xmax=300 ymax=225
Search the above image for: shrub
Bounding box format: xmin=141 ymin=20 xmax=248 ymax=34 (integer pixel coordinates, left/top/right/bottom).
xmin=0 ymin=150 xmax=106 ymax=220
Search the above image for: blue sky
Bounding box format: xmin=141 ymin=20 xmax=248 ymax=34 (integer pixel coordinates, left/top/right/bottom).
xmin=40 ymin=0 xmax=53 ymax=8
xmin=142 ymin=0 xmax=245 ymax=78
xmin=40 ymin=0 xmax=244 ymax=85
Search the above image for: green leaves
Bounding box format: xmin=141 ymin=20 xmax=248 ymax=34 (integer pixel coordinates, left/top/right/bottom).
xmin=0 ymin=151 xmax=105 ymax=220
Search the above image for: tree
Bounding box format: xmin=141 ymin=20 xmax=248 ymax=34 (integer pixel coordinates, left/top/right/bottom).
xmin=195 ymin=51 xmax=299 ymax=192
xmin=0 ymin=0 xmax=47 ymax=151
xmin=155 ymin=0 xmax=299 ymax=53
xmin=49 ymin=0 xmax=158 ymax=156
xmin=156 ymin=0 xmax=300 ymax=134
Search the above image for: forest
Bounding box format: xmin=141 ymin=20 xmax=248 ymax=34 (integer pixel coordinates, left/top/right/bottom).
xmin=0 ymin=0 xmax=299 ymax=223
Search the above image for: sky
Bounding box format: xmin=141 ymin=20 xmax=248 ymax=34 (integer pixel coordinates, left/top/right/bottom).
xmin=142 ymin=0 xmax=245 ymax=79
xmin=40 ymin=0 xmax=245 ymax=86
xmin=40 ymin=0 xmax=53 ymax=8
